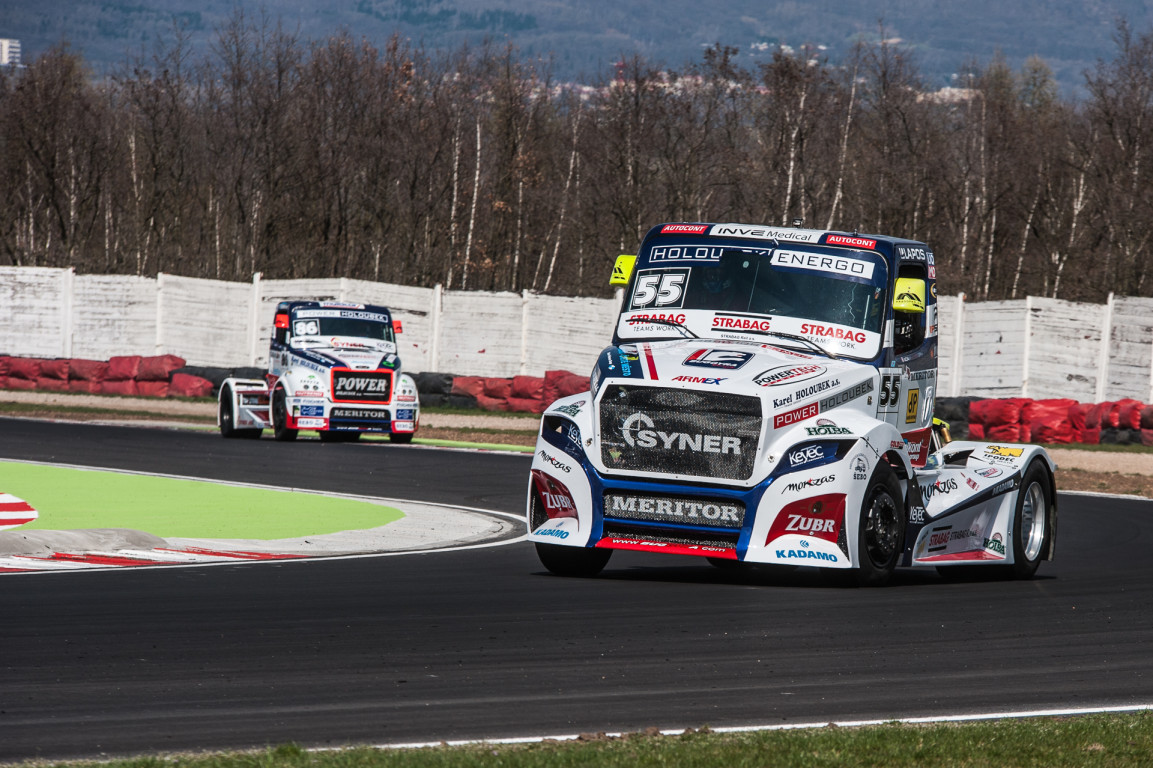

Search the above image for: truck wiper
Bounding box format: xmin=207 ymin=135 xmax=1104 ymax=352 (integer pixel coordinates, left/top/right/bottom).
xmin=625 ymin=316 xmax=700 ymax=339
xmin=764 ymin=331 xmax=839 ymax=360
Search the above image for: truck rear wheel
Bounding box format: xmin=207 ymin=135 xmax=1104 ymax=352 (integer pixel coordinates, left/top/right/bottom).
xmin=219 ymin=385 xmax=262 ymax=439
xmin=1005 ymin=459 xmax=1051 ymax=579
xmin=535 ymin=543 xmax=612 ymax=578
xmin=271 ymin=388 xmax=298 ymax=442
xmin=855 ymin=461 xmax=903 ymax=587
xmin=389 ymin=432 xmax=414 ymax=444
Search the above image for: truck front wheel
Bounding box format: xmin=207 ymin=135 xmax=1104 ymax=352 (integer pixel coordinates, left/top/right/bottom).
xmin=855 ymin=461 xmax=903 ymax=587
xmin=271 ymin=388 xmax=298 ymax=442
xmin=535 ymin=543 xmax=612 ymax=578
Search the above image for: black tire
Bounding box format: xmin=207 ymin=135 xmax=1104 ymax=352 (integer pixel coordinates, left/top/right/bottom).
xmin=389 ymin=431 xmax=414 ymax=444
xmin=271 ymin=388 xmax=298 ymax=442
xmin=535 ymin=542 xmax=612 ymax=577
xmin=937 ymin=460 xmax=1052 ymax=581
xmin=219 ymin=385 xmax=262 ymax=439
xmin=1005 ymin=459 xmax=1052 ymax=579
xmin=855 ymin=461 xmax=904 ymax=587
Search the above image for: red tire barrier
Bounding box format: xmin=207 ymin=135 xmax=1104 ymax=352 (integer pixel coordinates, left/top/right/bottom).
xmin=168 ymin=373 xmax=213 ymax=398
xmin=137 ymin=354 xmax=186 ymax=382
xmin=106 ymin=355 xmax=143 ymax=382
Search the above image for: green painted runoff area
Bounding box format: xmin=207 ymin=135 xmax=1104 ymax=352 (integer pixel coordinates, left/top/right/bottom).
xmin=0 ymin=461 xmax=403 ymax=539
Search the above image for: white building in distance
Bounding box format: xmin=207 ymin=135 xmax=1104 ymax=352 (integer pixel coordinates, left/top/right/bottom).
xmin=1 ymin=39 xmax=22 ymax=67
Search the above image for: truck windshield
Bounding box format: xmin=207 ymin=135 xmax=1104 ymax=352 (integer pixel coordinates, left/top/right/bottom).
xmin=617 ymin=239 xmax=888 ymax=359
xmin=291 ymin=311 xmax=395 ymax=343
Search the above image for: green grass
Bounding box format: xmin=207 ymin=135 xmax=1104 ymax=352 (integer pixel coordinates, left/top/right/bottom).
xmin=11 ymin=712 xmax=1152 ymax=768
xmin=0 ymin=461 xmax=403 ymax=539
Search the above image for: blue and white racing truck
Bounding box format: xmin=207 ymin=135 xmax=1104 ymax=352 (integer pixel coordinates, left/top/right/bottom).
xmin=218 ymin=301 xmax=419 ymax=443
xmin=527 ymin=223 xmax=1057 ymax=585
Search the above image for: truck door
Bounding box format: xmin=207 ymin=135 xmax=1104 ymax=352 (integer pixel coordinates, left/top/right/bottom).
xmin=887 ymin=254 xmax=937 ymax=465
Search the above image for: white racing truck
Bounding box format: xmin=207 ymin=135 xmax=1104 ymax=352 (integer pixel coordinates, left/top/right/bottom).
xmin=527 ymin=222 xmax=1057 ymax=585
xmin=218 ymin=301 xmax=419 ymax=443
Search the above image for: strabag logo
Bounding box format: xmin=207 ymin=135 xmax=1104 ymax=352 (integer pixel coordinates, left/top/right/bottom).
xmin=712 ymin=314 xmax=771 ymax=333
xmin=800 ymin=323 xmax=867 ymax=344
xmin=620 ymin=412 xmax=741 ymax=455
xmin=754 ymin=365 xmax=826 ymax=387
xmin=683 ymin=348 xmax=753 ymax=370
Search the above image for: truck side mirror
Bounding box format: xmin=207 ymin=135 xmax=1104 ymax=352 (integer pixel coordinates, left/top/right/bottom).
xmin=892 ymin=277 xmax=926 ymax=314
xmin=610 ymin=255 xmax=636 ymax=286
xmin=393 ymin=320 xmax=404 ymax=334
xmin=274 ymin=312 xmax=290 ymax=344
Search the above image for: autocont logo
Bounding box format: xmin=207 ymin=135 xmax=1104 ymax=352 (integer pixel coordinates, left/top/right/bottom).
xmin=620 ymin=412 xmax=741 ymax=455
xmin=754 ymin=365 xmax=826 ymax=387
xmin=660 ymin=223 xmax=709 ymax=234
xmin=826 ymin=234 xmax=877 ymax=249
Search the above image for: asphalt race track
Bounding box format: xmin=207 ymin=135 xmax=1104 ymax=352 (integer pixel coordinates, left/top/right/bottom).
xmin=1 ymin=418 xmax=1152 ymax=761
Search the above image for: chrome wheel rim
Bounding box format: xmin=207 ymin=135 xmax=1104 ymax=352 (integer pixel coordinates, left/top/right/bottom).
xmin=1020 ymin=481 xmax=1046 ymax=561
xmin=865 ymin=491 xmax=900 ymax=566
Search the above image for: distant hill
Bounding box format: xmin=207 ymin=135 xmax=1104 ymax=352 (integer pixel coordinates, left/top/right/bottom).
xmin=3 ymin=0 xmax=1151 ymax=93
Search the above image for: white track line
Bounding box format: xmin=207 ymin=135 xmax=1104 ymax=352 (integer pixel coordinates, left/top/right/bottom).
xmin=353 ymin=703 xmax=1153 ymax=751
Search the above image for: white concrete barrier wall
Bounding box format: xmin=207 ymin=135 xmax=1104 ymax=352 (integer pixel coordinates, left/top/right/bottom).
xmin=0 ymin=267 xmax=72 ymax=358
xmin=71 ymin=274 xmax=157 ymax=362
xmin=1104 ymin=296 xmax=1153 ymax=401
xmin=3 ymin=266 xmax=1153 ymax=400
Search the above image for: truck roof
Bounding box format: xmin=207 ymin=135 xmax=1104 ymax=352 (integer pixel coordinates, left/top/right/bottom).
xmin=275 ymin=300 xmax=393 ymax=317
xmin=644 ymin=222 xmax=928 ymax=251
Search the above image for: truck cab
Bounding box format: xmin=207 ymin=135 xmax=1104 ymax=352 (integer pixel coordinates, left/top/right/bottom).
xmin=218 ymin=301 xmax=420 ymax=443
xmin=527 ymin=222 xmax=1055 ymax=586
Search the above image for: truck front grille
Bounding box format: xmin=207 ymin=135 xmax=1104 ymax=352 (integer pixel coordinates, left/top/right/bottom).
xmin=598 ymin=384 xmax=761 ymax=480
xmin=330 ymin=369 xmax=393 ymax=404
